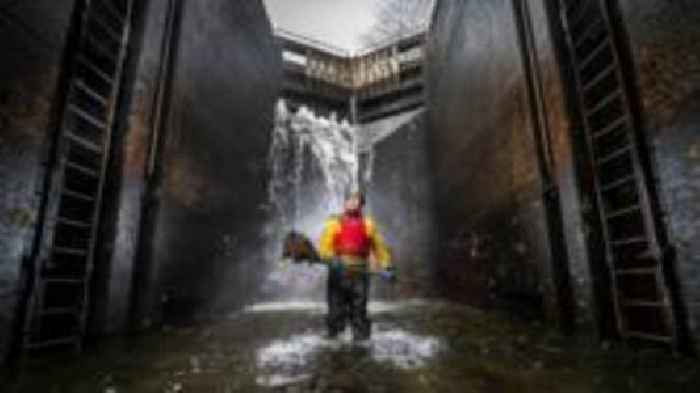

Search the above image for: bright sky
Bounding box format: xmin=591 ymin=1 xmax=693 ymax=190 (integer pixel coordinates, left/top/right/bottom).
xmin=263 ymin=0 xmax=386 ymax=52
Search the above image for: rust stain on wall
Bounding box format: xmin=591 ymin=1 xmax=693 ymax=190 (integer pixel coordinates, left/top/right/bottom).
xmin=166 ymin=155 xmax=209 ymax=209
xmin=0 ymin=65 xmax=59 ymax=144
xmin=124 ymin=80 xmax=154 ymax=177
xmin=634 ymin=7 xmax=700 ymax=130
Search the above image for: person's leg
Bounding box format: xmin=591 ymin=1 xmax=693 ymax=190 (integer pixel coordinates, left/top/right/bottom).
xmin=350 ymin=274 xmax=371 ymax=340
xmin=326 ymin=268 xmax=347 ymax=338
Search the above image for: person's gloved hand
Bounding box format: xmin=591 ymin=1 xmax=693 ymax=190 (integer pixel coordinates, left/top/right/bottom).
xmin=379 ymin=266 xmax=396 ymax=282
xmin=329 ymin=260 xmax=344 ymax=273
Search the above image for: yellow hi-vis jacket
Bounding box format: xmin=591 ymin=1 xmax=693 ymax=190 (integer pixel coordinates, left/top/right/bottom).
xmin=318 ymin=215 xmax=392 ymax=270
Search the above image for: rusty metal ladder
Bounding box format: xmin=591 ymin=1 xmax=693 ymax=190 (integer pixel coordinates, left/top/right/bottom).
xmin=22 ymin=0 xmax=133 ymax=353
xmin=559 ymin=0 xmax=676 ymax=345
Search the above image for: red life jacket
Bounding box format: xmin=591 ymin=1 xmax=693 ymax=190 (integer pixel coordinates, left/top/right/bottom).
xmin=333 ymin=214 xmax=371 ymax=258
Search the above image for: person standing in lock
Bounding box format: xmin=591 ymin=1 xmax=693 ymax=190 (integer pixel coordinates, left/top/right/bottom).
xmin=318 ymin=191 xmax=394 ymax=340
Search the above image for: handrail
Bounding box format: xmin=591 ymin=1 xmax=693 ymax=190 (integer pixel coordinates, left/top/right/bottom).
xmin=275 ymin=28 xmax=352 ymax=57
xmin=274 ymin=25 xmax=429 ymax=59
xmin=353 ymin=25 xmax=430 ymax=57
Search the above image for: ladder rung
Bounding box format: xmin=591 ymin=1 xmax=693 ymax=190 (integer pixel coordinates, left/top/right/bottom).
xmin=620 ymin=300 xmax=667 ymax=308
xmin=57 ymin=217 xmax=92 ymax=229
xmin=583 ymin=63 xmax=617 ymax=91
xmin=600 ymin=175 xmax=636 ymax=193
xmin=592 ymin=116 xmax=627 ymax=139
xmin=605 ymin=205 xmax=641 ymax=220
xmin=62 ymin=188 xmax=96 ymax=202
xmin=85 ymin=35 xmax=118 ymax=61
xmin=40 ymin=307 xmax=81 ymax=317
xmin=574 ymin=18 xmax=605 ymax=48
xmin=615 ymin=268 xmax=657 ymax=276
xmin=42 ymin=277 xmax=85 ymax=285
xmin=585 ymin=90 xmax=623 ymax=116
xmin=25 ymin=336 xmax=80 ymax=350
xmin=567 ymin=0 xmax=595 ymax=28
xmin=68 ymin=104 xmax=108 ymax=130
xmin=577 ymin=38 xmax=611 ymax=71
xmin=596 ymin=146 xmax=631 ymax=166
xmin=90 ymin=13 xmax=123 ymax=43
xmin=77 ymin=55 xmax=114 ymax=84
xmin=623 ymin=331 xmax=673 ymax=343
xmin=635 ymin=248 xmax=659 ymax=260
xmin=74 ymin=81 xmax=108 ymax=106
xmin=65 ymin=161 xmax=100 ymax=178
xmin=66 ymin=132 xmax=102 ymax=152
xmin=610 ymin=237 xmax=647 ymax=247
xmin=53 ymin=247 xmax=89 ymax=257
xmin=98 ymin=0 xmax=127 ymax=25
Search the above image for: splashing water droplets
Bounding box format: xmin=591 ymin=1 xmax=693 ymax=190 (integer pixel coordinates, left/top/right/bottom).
xmin=262 ymin=100 xmax=368 ymax=298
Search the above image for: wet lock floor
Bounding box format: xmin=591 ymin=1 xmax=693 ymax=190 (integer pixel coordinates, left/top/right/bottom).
xmin=4 ymin=300 xmax=700 ymax=392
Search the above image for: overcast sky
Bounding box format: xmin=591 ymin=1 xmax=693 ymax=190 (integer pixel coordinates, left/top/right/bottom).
xmin=263 ymin=0 xmax=427 ymax=52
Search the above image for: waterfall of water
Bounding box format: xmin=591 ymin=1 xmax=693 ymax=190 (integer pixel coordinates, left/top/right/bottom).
xmin=261 ymin=100 xmax=370 ymax=299
xmin=268 ymin=100 xmax=363 ymax=224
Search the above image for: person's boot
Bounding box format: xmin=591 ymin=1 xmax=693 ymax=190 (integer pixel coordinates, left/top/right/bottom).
xmin=352 ymin=320 xmax=371 ymax=341
xmin=352 ymin=330 xmax=370 ymax=341
xmin=327 ymin=326 xmax=343 ymax=340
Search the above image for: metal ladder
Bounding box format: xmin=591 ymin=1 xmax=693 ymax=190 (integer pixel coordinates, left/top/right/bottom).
xmin=559 ymin=0 xmax=676 ymax=344
xmin=23 ymin=0 xmax=133 ymax=353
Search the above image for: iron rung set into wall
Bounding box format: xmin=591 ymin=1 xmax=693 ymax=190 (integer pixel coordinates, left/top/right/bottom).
xmin=560 ymin=0 xmax=676 ymax=345
xmin=23 ymin=0 xmax=133 ymax=352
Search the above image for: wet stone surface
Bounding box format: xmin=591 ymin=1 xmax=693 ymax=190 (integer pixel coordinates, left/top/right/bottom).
xmin=3 ymin=300 xmax=699 ymax=392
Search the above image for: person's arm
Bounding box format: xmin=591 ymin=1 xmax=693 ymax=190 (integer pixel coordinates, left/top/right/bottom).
xmin=365 ymin=217 xmax=392 ymax=269
xmin=318 ymin=216 xmax=341 ymax=262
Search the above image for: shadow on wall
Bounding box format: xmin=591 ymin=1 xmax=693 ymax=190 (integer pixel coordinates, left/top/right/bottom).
xmin=426 ymin=0 xmax=550 ymax=320
xmin=145 ymin=0 xmax=282 ymax=325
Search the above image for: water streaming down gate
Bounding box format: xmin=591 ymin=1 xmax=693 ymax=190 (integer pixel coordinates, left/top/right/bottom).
xmin=260 ymin=100 xmax=374 ymax=300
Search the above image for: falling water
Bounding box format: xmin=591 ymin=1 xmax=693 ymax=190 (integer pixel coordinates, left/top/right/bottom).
xmin=270 ymin=100 xmax=361 ymax=218
xmin=261 ymin=100 xmax=372 ymax=300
